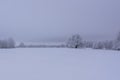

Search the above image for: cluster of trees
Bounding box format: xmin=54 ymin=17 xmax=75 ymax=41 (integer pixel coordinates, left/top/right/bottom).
xmin=67 ymin=34 xmax=83 ymax=48
xmin=1 ymin=32 xmax=120 ymax=51
xmin=0 ymin=38 xmax=15 ymax=48
xmin=67 ymin=32 xmax=120 ymax=50
xmin=92 ymin=41 xmax=114 ymax=50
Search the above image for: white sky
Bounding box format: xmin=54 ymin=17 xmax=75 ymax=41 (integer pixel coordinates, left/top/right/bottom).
xmin=0 ymin=0 xmax=120 ymax=42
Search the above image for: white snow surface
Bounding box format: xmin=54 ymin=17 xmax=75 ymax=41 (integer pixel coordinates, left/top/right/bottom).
xmin=0 ymin=48 xmax=120 ymax=80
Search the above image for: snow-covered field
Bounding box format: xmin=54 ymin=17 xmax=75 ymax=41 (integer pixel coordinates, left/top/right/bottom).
xmin=0 ymin=48 xmax=120 ymax=80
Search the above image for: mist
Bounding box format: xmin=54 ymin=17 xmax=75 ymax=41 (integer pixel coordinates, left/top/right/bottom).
xmin=0 ymin=0 xmax=120 ymax=42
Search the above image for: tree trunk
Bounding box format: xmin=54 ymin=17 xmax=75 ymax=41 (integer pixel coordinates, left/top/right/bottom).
xmin=75 ymin=45 xmax=78 ymax=48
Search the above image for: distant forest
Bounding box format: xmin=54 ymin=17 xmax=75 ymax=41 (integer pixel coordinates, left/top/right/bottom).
xmin=0 ymin=32 xmax=120 ymax=51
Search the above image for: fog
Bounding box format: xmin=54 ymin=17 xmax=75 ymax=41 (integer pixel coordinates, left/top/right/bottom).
xmin=0 ymin=0 xmax=120 ymax=42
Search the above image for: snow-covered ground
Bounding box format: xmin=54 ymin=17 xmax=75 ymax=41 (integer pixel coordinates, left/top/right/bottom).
xmin=0 ymin=48 xmax=120 ymax=80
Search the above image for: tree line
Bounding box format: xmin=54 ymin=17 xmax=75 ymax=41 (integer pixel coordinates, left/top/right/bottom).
xmin=0 ymin=32 xmax=120 ymax=51
xmin=67 ymin=32 xmax=120 ymax=50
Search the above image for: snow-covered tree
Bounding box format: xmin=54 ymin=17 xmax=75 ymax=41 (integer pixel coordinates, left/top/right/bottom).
xmin=117 ymin=32 xmax=120 ymax=41
xmin=0 ymin=40 xmax=8 ymax=48
xmin=104 ymin=41 xmax=113 ymax=50
xmin=67 ymin=34 xmax=83 ymax=48
xmin=113 ymin=32 xmax=120 ymax=50
xmin=113 ymin=41 xmax=120 ymax=50
xmin=0 ymin=38 xmax=15 ymax=48
xmin=83 ymin=41 xmax=93 ymax=48
xmin=18 ymin=42 xmax=25 ymax=47
xmin=93 ymin=42 xmax=105 ymax=49
xmin=7 ymin=38 xmax=15 ymax=48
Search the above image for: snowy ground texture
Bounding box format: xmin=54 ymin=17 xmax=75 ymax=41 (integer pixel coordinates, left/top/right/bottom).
xmin=0 ymin=48 xmax=120 ymax=80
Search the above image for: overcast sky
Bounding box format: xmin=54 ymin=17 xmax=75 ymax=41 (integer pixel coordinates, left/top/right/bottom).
xmin=0 ymin=0 xmax=120 ymax=42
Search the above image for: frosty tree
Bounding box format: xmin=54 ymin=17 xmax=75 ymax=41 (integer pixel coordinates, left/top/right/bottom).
xmin=104 ymin=41 xmax=113 ymax=50
xmin=93 ymin=42 xmax=104 ymax=49
xmin=67 ymin=34 xmax=83 ymax=48
xmin=0 ymin=38 xmax=15 ymax=48
xmin=113 ymin=32 xmax=120 ymax=50
xmin=117 ymin=32 xmax=120 ymax=41
xmin=18 ymin=42 xmax=25 ymax=47
xmin=83 ymin=41 xmax=93 ymax=48
xmin=7 ymin=38 xmax=15 ymax=48
xmin=0 ymin=40 xmax=8 ymax=48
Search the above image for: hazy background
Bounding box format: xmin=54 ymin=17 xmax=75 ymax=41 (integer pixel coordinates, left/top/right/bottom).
xmin=0 ymin=0 xmax=120 ymax=42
